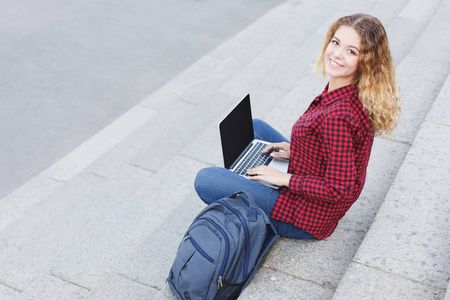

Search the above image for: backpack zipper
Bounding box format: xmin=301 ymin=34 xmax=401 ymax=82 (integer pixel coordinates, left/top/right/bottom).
xmin=196 ymin=217 xmax=230 ymax=290
xmin=184 ymin=235 xmax=214 ymax=263
xmin=218 ymin=200 xmax=250 ymax=279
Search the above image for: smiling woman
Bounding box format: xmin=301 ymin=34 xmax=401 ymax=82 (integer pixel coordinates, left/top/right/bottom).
xmin=194 ymin=13 xmax=401 ymax=240
xmin=316 ymin=13 xmax=401 ymax=135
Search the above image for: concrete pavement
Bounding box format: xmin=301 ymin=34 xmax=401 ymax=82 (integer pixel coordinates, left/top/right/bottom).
xmin=1 ymin=0 xmax=449 ymax=299
xmin=0 ymin=0 xmax=283 ymax=199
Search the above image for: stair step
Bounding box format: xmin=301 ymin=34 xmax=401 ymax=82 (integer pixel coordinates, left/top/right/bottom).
xmin=240 ymin=267 xmax=335 ymax=300
xmin=238 ymin=0 xmax=447 ymax=298
xmin=0 ymin=175 xmax=63 ymax=231
xmin=0 ymin=172 xmax=105 ymax=261
xmin=46 ymin=156 xmax=208 ymax=291
xmin=83 ymin=273 xmax=158 ymax=300
xmin=445 ymin=281 xmax=450 ymax=300
xmin=332 ymin=8 xmax=450 ymax=296
xmin=0 ymin=163 xmax=152 ymax=291
xmin=392 ymin=3 xmax=450 ymax=143
xmin=113 ymin=190 xmax=206 ymax=288
xmin=86 ymin=90 xmax=238 ymax=180
xmin=2 ymin=0 xmax=448 ymax=298
xmin=41 ymin=105 xmax=157 ymax=182
xmin=18 ymin=272 xmax=90 ymax=300
xmin=332 ymin=90 xmax=450 ymax=298
xmin=0 ymin=106 xmax=156 ymax=243
xmin=333 ymin=263 xmax=446 ymax=300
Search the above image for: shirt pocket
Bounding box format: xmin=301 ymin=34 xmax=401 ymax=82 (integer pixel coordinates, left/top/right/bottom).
xmin=292 ymin=117 xmax=324 ymax=171
xmin=294 ymin=118 xmax=316 ymax=139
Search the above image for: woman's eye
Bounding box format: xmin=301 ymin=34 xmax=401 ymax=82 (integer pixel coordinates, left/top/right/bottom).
xmin=332 ymin=40 xmax=338 ymax=45
xmin=347 ymin=49 xmax=356 ymax=55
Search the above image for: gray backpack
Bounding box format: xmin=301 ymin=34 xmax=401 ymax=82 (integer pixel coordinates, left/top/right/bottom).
xmin=167 ymin=191 xmax=277 ymax=300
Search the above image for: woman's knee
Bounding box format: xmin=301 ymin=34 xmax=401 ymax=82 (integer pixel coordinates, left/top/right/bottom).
xmin=194 ymin=167 xmax=227 ymax=204
xmin=252 ymin=119 xmax=265 ymax=133
xmin=194 ymin=167 xmax=215 ymax=194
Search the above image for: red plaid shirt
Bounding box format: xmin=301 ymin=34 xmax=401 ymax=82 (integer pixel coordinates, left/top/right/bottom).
xmin=270 ymin=83 xmax=374 ymax=239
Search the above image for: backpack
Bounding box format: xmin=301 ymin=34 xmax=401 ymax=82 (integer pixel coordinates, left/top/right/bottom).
xmin=167 ymin=191 xmax=278 ymax=300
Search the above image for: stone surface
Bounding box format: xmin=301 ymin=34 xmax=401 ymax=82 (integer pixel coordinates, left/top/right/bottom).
xmin=262 ymin=228 xmax=365 ymax=288
xmin=241 ymin=267 xmax=334 ymax=300
xmin=18 ymin=273 xmax=90 ymax=300
xmin=87 ymin=273 xmax=159 ymax=300
xmin=155 ymin=284 xmax=177 ymax=300
xmin=0 ymin=175 xmax=62 ymax=231
xmin=353 ymin=121 xmax=450 ymax=289
xmin=445 ymin=281 xmax=450 ymax=300
xmin=338 ymin=137 xmax=409 ymax=232
xmin=0 ymin=172 xmax=105 ymax=261
xmin=426 ymin=73 xmax=450 ymax=127
xmin=42 ymin=105 xmax=157 ymax=181
xmin=2 ymin=0 xmax=449 ymax=299
xmin=49 ymin=156 xmax=208 ymax=289
xmin=115 ymin=190 xmax=206 ymax=289
xmin=332 ymin=263 xmax=446 ymax=300
xmin=393 ymin=55 xmax=450 ymax=143
xmin=0 ymin=283 xmax=21 ymax=300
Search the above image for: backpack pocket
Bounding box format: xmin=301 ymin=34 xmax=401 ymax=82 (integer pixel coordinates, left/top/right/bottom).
xmin=170 ymin=221 xmax=224 ymax=299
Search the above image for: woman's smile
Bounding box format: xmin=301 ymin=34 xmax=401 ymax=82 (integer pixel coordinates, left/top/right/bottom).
xmin=329 ymin=59 xmax=344 ymax=67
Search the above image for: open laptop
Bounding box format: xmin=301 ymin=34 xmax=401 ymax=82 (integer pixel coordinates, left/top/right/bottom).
xmin=219 ymin=94 xmax=289 ymax=188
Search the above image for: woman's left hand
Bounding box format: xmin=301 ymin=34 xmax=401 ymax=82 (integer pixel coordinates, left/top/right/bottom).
xmin=247 ymin=165 xmax=292 ymax=187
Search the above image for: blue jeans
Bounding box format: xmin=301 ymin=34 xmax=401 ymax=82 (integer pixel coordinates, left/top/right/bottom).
xmin=194 ymin=119 xmax=314 ymax=239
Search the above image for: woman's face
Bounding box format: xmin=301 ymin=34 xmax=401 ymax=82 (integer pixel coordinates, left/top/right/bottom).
xmin=324 ymin=26 xmax=361 ymax=88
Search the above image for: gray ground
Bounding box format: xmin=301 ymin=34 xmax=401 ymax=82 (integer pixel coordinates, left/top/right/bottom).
xmin=0 ymin=0 xmax=283 ymax=198
xmin=1 ymin=0 xmax=449 ymax=299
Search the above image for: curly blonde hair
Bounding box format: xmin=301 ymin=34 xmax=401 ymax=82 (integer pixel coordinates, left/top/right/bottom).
xmin=315 ymin=14 xmax=401 ymax=136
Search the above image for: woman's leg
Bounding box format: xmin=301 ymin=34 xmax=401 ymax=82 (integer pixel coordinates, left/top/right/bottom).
xmin=272 ymin=220 xmax=314 ymax=239
xmin=194 ymin=167 xmax=314 ymax=239
xmin=253 ymin=119 xmax=289 ymax=143
xmin=194 ymin=167 xmax=279 ymax=214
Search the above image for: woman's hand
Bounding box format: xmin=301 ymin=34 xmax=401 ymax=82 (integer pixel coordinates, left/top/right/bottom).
xmin=262 ymin=142 xmax=291 ymax=160
xmin=247 ymin=165 xmax=292 ymax=188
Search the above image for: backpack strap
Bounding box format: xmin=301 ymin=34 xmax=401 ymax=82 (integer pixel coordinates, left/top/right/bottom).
xmin=232 ymin=191 xmax=258 ymax=222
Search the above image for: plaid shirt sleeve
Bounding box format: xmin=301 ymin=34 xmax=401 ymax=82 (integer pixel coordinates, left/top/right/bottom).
xmin=288 ymin=115 xmax=357 ymax=203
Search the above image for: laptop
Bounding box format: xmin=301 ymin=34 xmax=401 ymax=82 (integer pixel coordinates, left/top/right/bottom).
xmin=219 ymin=94 xmax=289 ymax=188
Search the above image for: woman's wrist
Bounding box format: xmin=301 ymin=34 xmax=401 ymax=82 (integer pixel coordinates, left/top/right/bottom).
xmin=283 ymin=173 xmax=292 ymax=187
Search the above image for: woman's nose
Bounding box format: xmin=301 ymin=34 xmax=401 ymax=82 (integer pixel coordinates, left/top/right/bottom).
xmin=333 ymin=47 xmax=344 ymax=59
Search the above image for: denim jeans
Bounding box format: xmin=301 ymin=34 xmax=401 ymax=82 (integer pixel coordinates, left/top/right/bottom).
xmin=194 ymin=119 xmax=314 ymax=239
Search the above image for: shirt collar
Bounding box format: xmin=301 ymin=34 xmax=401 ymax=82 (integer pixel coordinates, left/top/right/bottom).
xmin=314 ymin=83 xmax=359 ymax=105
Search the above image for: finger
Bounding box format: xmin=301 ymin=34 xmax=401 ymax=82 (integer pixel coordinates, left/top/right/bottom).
xmin=264 ymin=142 xmax=285 ymax=154
xmin=270 ymin=151 xmax=283 ymax=158
xmin=271 ymin=151 xmax=289 ymax=159
xmin=246 ymin=167 xmax=257 ymax=176
xmin=248 ymin=174 xmax=259 ymax=181
xmin=262 ymin=144 xmax=276 ymax=153
xmin=280 ymin=142 xmax=290 ymax=152
xmin=247 ymin=165 xmax=265 ymax=175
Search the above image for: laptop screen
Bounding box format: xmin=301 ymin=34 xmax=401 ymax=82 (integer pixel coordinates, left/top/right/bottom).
xmin=219 ymin=94 xmax=254 ymax=169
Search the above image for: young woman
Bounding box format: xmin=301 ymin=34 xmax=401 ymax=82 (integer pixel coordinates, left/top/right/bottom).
xmin=194 ymin=14 xmax=400 ymax=240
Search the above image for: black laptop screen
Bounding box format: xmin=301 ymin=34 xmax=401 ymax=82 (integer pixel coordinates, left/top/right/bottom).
xmin=219 ymin=94 xmax=254 ymax=169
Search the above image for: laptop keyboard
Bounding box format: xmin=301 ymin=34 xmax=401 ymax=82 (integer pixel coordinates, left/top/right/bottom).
xmin=234 ymin=142 xmax=273 ymax=176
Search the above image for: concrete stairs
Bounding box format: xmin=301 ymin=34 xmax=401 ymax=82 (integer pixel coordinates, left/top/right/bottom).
xmin=1 ymin=0 xmax=449 ymax=299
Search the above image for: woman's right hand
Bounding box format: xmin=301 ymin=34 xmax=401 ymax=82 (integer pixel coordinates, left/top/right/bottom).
xmin=262 ymin=142 xmax=291 ymax=160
